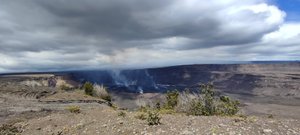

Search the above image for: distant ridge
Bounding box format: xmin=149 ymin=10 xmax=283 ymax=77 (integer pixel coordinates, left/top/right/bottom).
xmin=0 ymin=61 xmax=299 ymax=75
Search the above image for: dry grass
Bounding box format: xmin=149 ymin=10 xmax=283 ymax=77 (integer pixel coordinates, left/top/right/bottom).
xmin=93 ymin=84 xmax=111 ymax=101
xmin=175 ymin=90 xmax=201 ymax=113
xmin=66 ymin=106 xmax=80 ymax=113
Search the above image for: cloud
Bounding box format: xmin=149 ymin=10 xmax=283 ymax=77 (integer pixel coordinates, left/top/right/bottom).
xmin=0 ymin=0 xmax=298 ymax=73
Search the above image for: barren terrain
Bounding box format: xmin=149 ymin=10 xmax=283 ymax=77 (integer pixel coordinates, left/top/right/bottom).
xmin=0 ymin=63 xmax=300 ymax=134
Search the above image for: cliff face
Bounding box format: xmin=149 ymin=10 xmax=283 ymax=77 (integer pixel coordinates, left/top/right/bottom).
xmin=1 ymin=63 xmax=299 ymax=100
xmin=68 ymin=63 xmax=300 ymax=99
xmin=148 ymin=63 xmax=300 ymax=97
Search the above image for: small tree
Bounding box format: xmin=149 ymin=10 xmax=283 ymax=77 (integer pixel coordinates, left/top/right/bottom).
xmin=83 ymin=82 xmax=93 ymax=96
xmin=201 ymin=83 xmax=216 ymax=115
xmin=164 ymin=90 xmax=179 ymax=109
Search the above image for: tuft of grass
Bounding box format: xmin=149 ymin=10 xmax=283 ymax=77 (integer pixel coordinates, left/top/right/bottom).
xmin=117 ymin=111 xmax=126 ymax=117
xmin=110 ymin=103 xmax=118 ymax=110
xmin=66 ymin=105 xmax=80 ymax=113
xmin=158 ymin=108 xmax=176 ymax=114
xmin=93 ymin=84 xmax=112 ymax=102
xmin=60 ymin=84 xmax=72 ymax=91
xmin=246 ymin=116 xmax=257 ymax=123
xmin=147 ymin=110 xmax=161 ymax=125
xmin=236 ymin=114 xmax=248 ymax=119
xmin=134 ymin=112 xmax=147 ymax=120
xmin=0 ymin=124 xmax=22 ymax=135
xmin=267 ymin=114 xmax=274 ymax=119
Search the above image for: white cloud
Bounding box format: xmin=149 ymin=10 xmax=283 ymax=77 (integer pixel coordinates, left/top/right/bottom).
xmin=0 ymin=0 xmax=299 ymax=73
xmin=263 ymin=23 xmax=300 ymax=41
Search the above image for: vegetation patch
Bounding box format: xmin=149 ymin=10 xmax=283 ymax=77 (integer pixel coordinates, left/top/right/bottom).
xmin=66 ymin=105 xmax=80 ymax=113
xmin=147 ymin=110 xmax=161 ymax=125
xmin=93 ymin=84 xmax=112 ymax=102
xmin=267 ymin=114 xmax=274 ymax=119
xmin=83 ymin=82 xmax=112 ymax=102
xmin=163 ymin=90 xmax=179 ymax=110
xmin=117 ymin=111 xmax=126 ymax=117
xmin=83 ymin=82 xmax=94 ymax=96
xmin=0 ymin=124 xmax=23 ymax=135
xmin=60 ymin=84 xmax=73 ymax=91
xmin=138 ymin=83 xmax=240 ymax=117
xmin=134 ymin=112 xmax=147 ymax=120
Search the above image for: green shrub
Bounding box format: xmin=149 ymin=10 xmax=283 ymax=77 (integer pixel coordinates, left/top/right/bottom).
xmin=118 ymin=111 xmax=126 ymax=117
xmin=183 ymin=83 xmax=240 ymax=116
xmin=267 ymin=114 xmax=274 ymax=119
xmin=0 ymin=124 xmax=22 ymax=135
xmin=164 ymin=90 xmax=179 ymax=109
xmin=187 ymin=99 xmax=204 ymax=116
xmin=66 ymin=106 xmax=80 ymax=113
xmin=83 ymin=82 xmax=93 ymax=96
xmin=220 ymin=95 xmax=230 ymax=102
xmin=147 ymin=110 xmax=161 ymax=125
xmin=201 ymin=83 xmax=216 ymax=116
xmin=135 ymin=83 xmax=240 ymax=117
xmin=216 ymin=96 xmax=240 ymax=116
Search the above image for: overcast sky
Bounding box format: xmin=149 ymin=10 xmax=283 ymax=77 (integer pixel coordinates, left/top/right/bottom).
xmin=0 ymin=0 xmax=300 ymax=73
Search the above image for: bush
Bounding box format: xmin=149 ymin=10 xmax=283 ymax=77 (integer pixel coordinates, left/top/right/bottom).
xmin=93 ymin=84 xmax=112 ymax=101
xmin=187 ymin=99 xmax=204 ymax=116
xmin=164 ymin=90 xmax=179 ymax=109
xmin=83 ymin=82 xmax=93 ymax=96
xmin=66 ymin=106 xmax=80 ymax=113
xmin=267 ymin=114 xmax=274 ymax=119
xmin=118 ymin=111 xmax=126 ymax=117
xmin=155 ymin=101 xmax=161 ymax=110
xmin=147 ymin=110 xmax=161 ymax=125
xmin=0 ymin=124 xmax=22 ymax=135
xmin=60 ymin=84 xmax=72 ymax=91
xmin=186 ymin=84 xmax=240 ymax=116
xmin=138 ymin=105 xmax=151 ymax=113
xmin=135 ymin=84 xmax=240 ymax=117
xmin=201 ymin=83 xmax=216 ymax=116
xmin=135 ymin=112 xmax=147 ymax=120
xmin=216 ymin=96 xmax=240 ymax=115
xmin=175 ymin=89 xmax=199 ymax=113
xmin=175 ymin=83 xmax=240 ymax=116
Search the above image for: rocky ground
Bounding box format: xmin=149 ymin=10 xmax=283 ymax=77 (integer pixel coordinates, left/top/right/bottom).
xmin=5 ymin=106 xmax=300 ymax=135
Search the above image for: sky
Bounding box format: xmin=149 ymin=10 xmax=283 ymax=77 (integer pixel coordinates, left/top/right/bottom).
xmin=0 ymin=0 xmax=300 ymax=73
